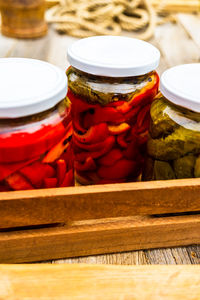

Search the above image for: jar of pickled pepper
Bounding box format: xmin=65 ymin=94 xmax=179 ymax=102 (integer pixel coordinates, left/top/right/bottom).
xmin=0 ymin=58 xmax=73 ymax=191
xmin=67 ymin=36 xmax=160 ymax=185
xmin=144 ymin=64 xmax=200 ymax=180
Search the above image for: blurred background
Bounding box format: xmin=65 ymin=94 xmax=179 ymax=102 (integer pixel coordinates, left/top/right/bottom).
xmin=0 ymin=0 xmax=199 ymax=70
xmin=1 ymin=0 xmax=199 ymax=40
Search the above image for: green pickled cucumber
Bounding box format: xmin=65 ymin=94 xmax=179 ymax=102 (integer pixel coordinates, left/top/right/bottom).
xmin=153 ymin=160 xmax=175 ymax=180
xmin=150 ymin=95 xmax=200 ymax=139
xmin=194 ymin=156 xmax=200 ymax=177
xmin=67 ymin=67 xmax=153 ymax=105
xmin=173 ymin=154 xmax=196 ymax=178
xmin=148 ymin=126 xmax=200 ymax=161
xmin=150 ymin=96 xmax=178 ymax=138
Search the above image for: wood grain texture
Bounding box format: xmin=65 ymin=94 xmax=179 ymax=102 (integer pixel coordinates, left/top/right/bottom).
xmin=1 ymin=179 xmax=200 ymax=229
xmin=0 ymin=264 xmax=200 ymax=299
xmin=0 ymin=214 xmax=200 ymax=263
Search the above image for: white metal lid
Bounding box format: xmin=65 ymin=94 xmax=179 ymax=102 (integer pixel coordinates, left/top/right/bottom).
xmin=67 ymin=36 xmax=160 ymax=77
xmin=160 ymin=64 xmax=200 ymax=113
xmin=0 ymin=58 xmax=68 ymax=118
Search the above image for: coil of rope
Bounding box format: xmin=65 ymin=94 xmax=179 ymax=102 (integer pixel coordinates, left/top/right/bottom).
xmin=46 ymin=0 xmax=157 ymax=40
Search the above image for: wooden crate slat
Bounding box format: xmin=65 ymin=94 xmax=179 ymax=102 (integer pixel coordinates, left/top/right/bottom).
xmin=0 ymin=179 xmax=200 ymax=229
xmin=0 ymin=213 xmax=200 ymax=263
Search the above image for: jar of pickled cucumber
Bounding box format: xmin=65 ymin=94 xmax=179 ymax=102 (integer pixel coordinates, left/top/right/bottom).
xmin=67 ymin=36 xmax=160 ymax=185
xmin=145 ymin=63 xmax=200 ymax=180
xmin=0 ymin=58 xmax=73 ymax=191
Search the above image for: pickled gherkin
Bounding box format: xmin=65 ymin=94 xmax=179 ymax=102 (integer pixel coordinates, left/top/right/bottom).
xmin=145 ymin=93 xmax=200 ymax=180
xmin=150 ymin=95 xmax=178 ymax=139
xmin=148 ymin=126 xmax=200 ymax=161
xmin=173 ymin=155 xmax=196 ymax=178
xmin=153 ymin=160 xmax=175 ymax=180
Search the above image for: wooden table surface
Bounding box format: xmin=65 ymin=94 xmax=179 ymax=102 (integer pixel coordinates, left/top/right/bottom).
xmin=1 ymin=13 xmax=200 ymax=265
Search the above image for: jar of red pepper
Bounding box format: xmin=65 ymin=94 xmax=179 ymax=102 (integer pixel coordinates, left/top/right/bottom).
xmin=67 ymin=36 xmax=160 ymax=185
xmin=0 ymin=58 xmax=74 ymax=191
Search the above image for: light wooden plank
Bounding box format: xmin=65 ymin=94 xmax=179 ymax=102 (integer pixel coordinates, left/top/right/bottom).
xmin=8 ymin=34 xmax=51 ymax=60
xmin=0 ymin=264 xmax=200 ymax=299
xmin=0 ymin=34 xmax=17 ymax=57
xmin=178 ymin=13 xmax=200 ymax=50
xmin=153 ymin=21 xmax=200 ymax=67
xmin=46 ymin=26 xmax=77 ymax=69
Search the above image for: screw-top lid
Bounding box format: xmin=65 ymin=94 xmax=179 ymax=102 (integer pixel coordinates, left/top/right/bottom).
xmin=0 ymin=58 xmax=68 ymax=118
xmin=160 ymin=64 xmax=200 ymax=113
xmin=67 ymin=36 xmax=160 ymax=77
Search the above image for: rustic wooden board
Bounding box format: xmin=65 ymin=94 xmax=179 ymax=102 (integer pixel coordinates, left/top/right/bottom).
xmin=0 ymin=213 xmax=200 ymax=263
xmin=0 ymin=264 xmax=200 ymax=299
xmin=1 ymin=179 xmax=200 ymax=229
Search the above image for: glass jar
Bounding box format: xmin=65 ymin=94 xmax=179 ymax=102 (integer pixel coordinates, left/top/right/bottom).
xmin=144 ymin=64 xmax=200 ymax=180
xmin=0 ymin=58 xmax=73 ymax=191
xmin=67 ymin=36 xmax=160 ymax=185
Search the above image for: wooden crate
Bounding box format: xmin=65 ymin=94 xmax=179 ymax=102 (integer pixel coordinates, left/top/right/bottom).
xmin=1 ymin=178 xmax=200 ymax=263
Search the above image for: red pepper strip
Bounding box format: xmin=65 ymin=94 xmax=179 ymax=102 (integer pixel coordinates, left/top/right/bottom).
xmin=74 ymin=137 xmax=109 ymax=152
xmin=60 ymin=169 xmax=74 ymax=187
xmin=117 ymin=132 xmax=129 ymax=148
xmin=116 ymin=101 xmax=131 ymax=113
xmin=75 ymin=171 xmax=92 ymax=185
xmin=44 ymin=178 xmax=58 ymax=189
xmin=122 ymin=141 xmax=141 ymax=161
xmin=98 ymin=159 xmax=137 ymax=180
xmin=43 ymin=123 xmax=73 ymax=163
xmin=106 ymin=100 xmax=125 ymax=107
xmin=108 ymin=123 xmax=130 ymax=135
xmin=98 ymin=148 xmax=123 ymax=166
xmin=83 ymin=107 xmax=125 ymax=128
xmin=75 ymin=156 xmax=96 ymax=171
xmin=60 ymin=142 xmax=74 ymax=171
xmin=73 ymin=118 xmax=87 ymax=134
xmin=137 ymin=118 xmax=150 ymax=134
xmin=56 ymin=159 xmax=67 ymax=186
xmin=116 ymin=73 xmax=159 ymax=112
xmin=137 ymin=104 xmax=151 ymax=128
xmin=75 ymin=136 xmax=115 ymax=162
xmin=0 ymin=156 xmax=40 ymax=181
xmin=74 ymin=123 xmax=108 ymax=144
xmin=6 ymin=172 xmax=34 ymax=191
xmin=122 ymin=105 xmax=141 ymax=122
xmin=68 ymin=89 xmax=96 ymax=114
xmin=129 ymin=126 xmax=146 ymax=142
xmin=85 ymin=171 xmax=101 ymax=183
xmin=20 ymin=162 xmax=55 ymax=188
xmin=68 ymin=89 xmax=95 ymax=133
xmin=0 ymin=119 xmax=66 ymax=163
